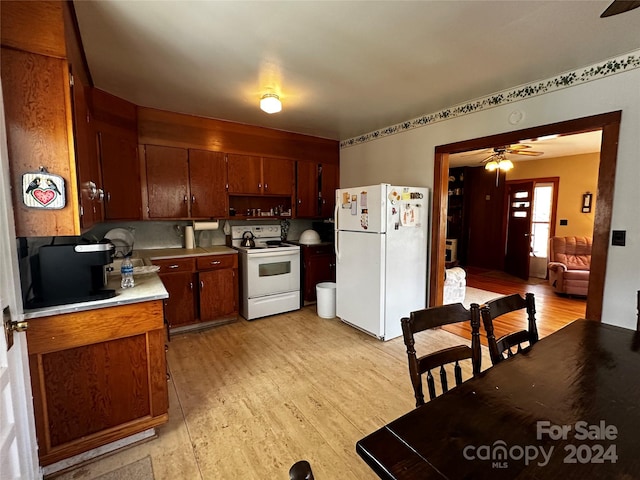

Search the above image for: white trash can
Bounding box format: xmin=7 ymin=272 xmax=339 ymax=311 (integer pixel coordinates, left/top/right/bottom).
xmin=316 ymin=282 xmax=337 ymax=319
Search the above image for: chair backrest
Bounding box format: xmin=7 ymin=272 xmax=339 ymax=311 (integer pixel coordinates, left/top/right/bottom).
xmin=480 ymin=293 xmax=538 ymax=366
xmin=289 ymin=460 xmax=314 ymax=480
xmin=401 ymin=302 xmax=481 ymax=407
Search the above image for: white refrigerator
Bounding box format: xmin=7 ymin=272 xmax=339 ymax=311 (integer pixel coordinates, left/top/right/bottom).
xmin=334 ymin=184 xmax=429 ymax=340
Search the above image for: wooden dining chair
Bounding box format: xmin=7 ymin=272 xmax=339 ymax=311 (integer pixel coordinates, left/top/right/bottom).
xmin=401 ymin=302 xmax=482 ymax=407
xmin=480 ymin=292 xmax=538 ymax=366
xmin=289 ymin=460 xmax=314 ymax=480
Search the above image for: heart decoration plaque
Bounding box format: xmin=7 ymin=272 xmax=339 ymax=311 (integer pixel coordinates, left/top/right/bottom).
xmin=22 ymin=167 xmax=66 ymax=209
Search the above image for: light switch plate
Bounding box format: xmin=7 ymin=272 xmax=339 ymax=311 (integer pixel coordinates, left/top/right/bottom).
xmin=612 ymin=230 xmax=626 ymax=246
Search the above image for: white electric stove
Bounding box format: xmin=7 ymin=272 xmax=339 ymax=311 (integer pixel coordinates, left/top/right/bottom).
xmin=231 ymin=225 xmax=300 ymax=320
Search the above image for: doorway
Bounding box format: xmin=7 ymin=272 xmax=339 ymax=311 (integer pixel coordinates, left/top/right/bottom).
xmin=431 ymin=111 xmax=621 ymax=321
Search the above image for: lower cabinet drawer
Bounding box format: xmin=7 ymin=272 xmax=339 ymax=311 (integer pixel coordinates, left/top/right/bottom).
xmin=152 ymin=257 xmax=196 ymax=274
xmin=196 ymin=254 xmax=237 ymax=270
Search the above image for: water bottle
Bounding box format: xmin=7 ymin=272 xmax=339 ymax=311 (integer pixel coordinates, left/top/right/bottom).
xmin=120 ymin=255 xmax=135 ymax=289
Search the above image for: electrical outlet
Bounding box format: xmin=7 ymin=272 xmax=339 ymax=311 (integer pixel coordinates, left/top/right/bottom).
xmin=560 ymin=219 xmax=568 ymax=226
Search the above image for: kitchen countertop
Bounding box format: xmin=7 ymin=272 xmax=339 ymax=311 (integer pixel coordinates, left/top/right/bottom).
xmin=137 ymin=245 xmax=237 ymax=261
xmin=23 ymin=273 xmax=168 ymax=320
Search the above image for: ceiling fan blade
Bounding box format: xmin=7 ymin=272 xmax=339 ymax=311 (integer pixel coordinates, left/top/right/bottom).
xmin=478 ymin=154 xmax=495 ymax=164
xmin=508 ymin=150 xmax=543 ymax=156
xmin=601 ymin=0 xmax=640 ymax=17
xmin=504 ymin=144 xmax=531 ymax=151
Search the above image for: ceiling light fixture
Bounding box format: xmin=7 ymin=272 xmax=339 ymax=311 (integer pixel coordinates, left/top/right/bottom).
xmin=484 ymin=157 xmax=514 ymax=172
xmin=485 ymin=153 xmax=514 ymax=186
xmin=260 ymin=93 xmax=282 ymax=114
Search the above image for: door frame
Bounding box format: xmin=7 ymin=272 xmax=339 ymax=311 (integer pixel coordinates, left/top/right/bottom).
xmin=431 ymin=111 xmax=621 ymax=321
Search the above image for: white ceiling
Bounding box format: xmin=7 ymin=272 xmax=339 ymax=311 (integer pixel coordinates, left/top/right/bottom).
xmin=73 ymin=1 xmax=640 ymax=142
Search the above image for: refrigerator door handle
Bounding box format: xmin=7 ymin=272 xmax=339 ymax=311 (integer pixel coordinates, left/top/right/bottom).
xmin=334 ymin=201 xmax=340 ymax=259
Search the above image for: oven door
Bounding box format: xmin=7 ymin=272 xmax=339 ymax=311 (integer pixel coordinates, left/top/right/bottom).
xmin=246 ymin=250 xmax=300 ymax=298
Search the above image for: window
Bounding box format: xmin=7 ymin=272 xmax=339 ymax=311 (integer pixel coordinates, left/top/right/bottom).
xmin=531 ymin=184 xmax=554 ymax=257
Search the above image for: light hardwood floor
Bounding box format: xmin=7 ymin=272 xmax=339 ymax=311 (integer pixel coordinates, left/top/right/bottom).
xmin=443 ymin=267 xmax=587 ymax=344
xmin=51 ymin=306 xmax=493 ymax=480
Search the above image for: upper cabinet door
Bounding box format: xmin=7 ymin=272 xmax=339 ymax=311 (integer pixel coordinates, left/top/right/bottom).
xmin=227 ymin=154 xmax=261 ymax=194
xmin=320 ymin=163 xmax=339 ymax=218
xmin=189 ymin=149 xmax=227 ymax=218
xmin=145 ymin=145 xmax=189 ymax=218
xmin=263 ymin=157 xmax=294 ymax=195
xmin=99 ymin=131 xmax=141 ymax=220
xmin=296 ymin=161 xmax=318 ymax=218
xmin=71 ymin=74 xmax=103 ymax=230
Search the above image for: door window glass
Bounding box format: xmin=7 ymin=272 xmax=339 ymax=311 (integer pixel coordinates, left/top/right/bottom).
xmin=531 ymin=184 xmax=553 ymax=257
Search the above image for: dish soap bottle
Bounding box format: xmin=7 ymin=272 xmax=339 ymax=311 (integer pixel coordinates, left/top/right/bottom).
xmin=120 ymin=255 xmax=135 ymax=289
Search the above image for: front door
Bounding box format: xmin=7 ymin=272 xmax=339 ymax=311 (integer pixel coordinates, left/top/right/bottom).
xmin=504 ymin=181 xmax=534 ymax=280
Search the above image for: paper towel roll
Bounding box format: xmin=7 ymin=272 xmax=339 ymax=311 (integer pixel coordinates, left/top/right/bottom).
xmin=184 ymin=226 xmax=195 ymax=249
xmin=193 ymin=221 xmax=219 ymax=231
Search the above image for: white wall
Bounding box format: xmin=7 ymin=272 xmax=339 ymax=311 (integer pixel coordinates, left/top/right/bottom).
xmin=340 ymin=63 xmax=640 ymax=330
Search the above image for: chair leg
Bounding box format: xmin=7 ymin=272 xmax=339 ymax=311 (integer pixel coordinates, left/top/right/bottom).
xmin=289 ymin=460 xmax=314 ymax=480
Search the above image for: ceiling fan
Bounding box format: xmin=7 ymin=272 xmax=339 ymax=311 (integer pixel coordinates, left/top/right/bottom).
xmin=466 ymin=144 xmax=544 ymax=162
xmin=477 ymin=146 xmax=543 ymax=186
xmin=600 ymin=0 xmax=640 ymax=17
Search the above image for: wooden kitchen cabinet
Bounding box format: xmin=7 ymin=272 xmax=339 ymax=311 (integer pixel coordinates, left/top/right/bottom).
xmin=144 ymin=145 xmax=227 ymax=219
xmin=1 ymin=48 xmax=81 ymax=237
xmin=90 ymin=89 xmax=142 ymax=221
xmin=98 ymin=131 xmax=141 ymax=220
xmin=262 ymin=157 xmax=295 ymax=195
xmin=319 ymin=163 xmax=339 ymax=218
xmin=72 ymin=72 xmax=104 ymax=230
xmin=188 ymin=149 xmax=227 ymax=218
xmin=144 ymin=145 xmax=190 ymax=218
xmin=153 ymin=253 xmax=238 ymax=330
xmin=26 ymin=300 xmax=168 ymax=466
xmin=296 ymin=161 xmax=318 ymax=218
xmin=300 ymin=244 xmax=336 ymax=303
xmin=153 ymin=257 xmax=197 ymax=328
xmin=197 ymin=254 xmax=238 ymax=323
xmin=227 ymin=154 xmax=294 ymax=195
xmin=227 ymin=154 xmax=262 ymax=194
xmin=296 ymin=161 xmax=339 ymax=218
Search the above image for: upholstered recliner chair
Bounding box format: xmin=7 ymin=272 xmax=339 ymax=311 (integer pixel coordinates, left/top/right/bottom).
xmin=547 ymin=236 xmax=592 ymax=296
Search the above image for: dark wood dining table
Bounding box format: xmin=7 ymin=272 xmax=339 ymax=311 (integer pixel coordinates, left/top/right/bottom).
xmin=356 ymin=319 xmax=640 ymax=479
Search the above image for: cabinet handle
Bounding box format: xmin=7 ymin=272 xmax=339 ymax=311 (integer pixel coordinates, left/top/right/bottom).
xmin=189 ymin=281 xmax=193 ymax=290
xmin=106 ymin=192 xmax=111 ymax=203
xmin=210 ymin=261 xmax=221 ymax=265
xmin=192 ymin=195 xmax=196 ymax=204
xmin=165 ymin=344 xmax=169 ymax=352
xmin=200 ymin=280 xmax=204 ymax=291
xmin=184 ymin=195 xmax=188 ymax=203
xmin=264 ymin=183 xmax=268 ymax=190
xmin=298 ymin=198 xmax=302 ymax=204
xmin=258 ymin=183 xmax=262 ymax=189
xmin=168 ymin=264 xmax=180 ymax=269
xmin=97 ymin=188 xmax=105 ymax=202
